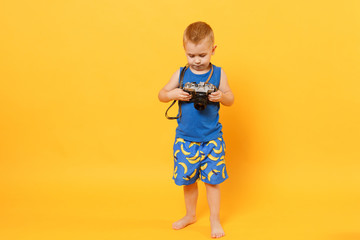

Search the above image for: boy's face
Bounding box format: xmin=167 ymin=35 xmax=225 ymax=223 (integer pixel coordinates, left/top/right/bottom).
xmin=184 ymin=38 xmax=216 ymax=72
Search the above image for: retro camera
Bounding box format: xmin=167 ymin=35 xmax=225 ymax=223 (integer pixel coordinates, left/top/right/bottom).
xmin=183 ymin=81 xmax=217 ymax=110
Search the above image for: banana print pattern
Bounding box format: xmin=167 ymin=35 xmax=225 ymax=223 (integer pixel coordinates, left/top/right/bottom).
xmin=213 ymin=145 xmax=223 ymax=154
xmin=206 ymin=140 xmax=218 ymax=147
xmin=222 ymin=166 xmax=226 ymax=179
xmin=183 ymin=169 xmax=197 ymax=181
xmin=189 ymin=142 xmax=201 ymax=148
xmin=174 ymin=150 xmax=180 ymax=158
xmin=216 ymin=160 xmax=225 ymax=166
xmin=172 ymin=137 xmax=228 ymax=186
xmin=208 ymin=153 xmax=219 ymax=161
xmin=186 ymin=151 xmax=199 ymax=161
xmin=175 ymin=138 xmax=185 ymax=145
xmin=207 ymin=169 xmax=221 ymax=182
xmin=180 ymin=144 xmax=191 ymax=155
xmin=178 ymin=162 xmax=188 ymax=174
xmin=173 ymin=166 xmax=178 ymax=179
xmin=201 ymin=163 xmax=208 ymax=171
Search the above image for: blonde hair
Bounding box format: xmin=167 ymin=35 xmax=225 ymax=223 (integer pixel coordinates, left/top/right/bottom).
xmin=183 ymin=21 xmax=214 ymax=46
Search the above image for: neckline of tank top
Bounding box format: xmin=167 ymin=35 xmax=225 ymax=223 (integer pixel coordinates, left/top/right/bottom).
xmin=188 ymin=65 xmax=214 ymax=76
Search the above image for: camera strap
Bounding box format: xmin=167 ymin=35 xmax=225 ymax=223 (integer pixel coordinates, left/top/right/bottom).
xmin=165 ymin=65 xmax=188 ymax=120
xmin=165 ymin=64 xmax=214 ymax=120
xmin=205 ymin=64 xmax=214 ymax=84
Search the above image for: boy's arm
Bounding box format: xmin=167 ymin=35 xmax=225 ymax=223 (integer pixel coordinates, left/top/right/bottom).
xmin=208 ymin=69 xmax=234 ymax=106
xmin=158 ymin=69 xmax=191 ymax=103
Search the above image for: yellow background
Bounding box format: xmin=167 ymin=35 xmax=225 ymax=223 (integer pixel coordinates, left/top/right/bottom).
xmin=1 ymin=0 xmax=359 ymax=239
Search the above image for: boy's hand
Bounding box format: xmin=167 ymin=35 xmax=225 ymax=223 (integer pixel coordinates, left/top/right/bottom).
xmin=208 ymin=90 xmax=223 ymax=102
xmin=168 ymin=88 xmax=191 ymax=101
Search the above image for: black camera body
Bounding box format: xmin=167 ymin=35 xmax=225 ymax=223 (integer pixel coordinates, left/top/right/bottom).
xmin=183 ymin=81 xmax=217 ymax=110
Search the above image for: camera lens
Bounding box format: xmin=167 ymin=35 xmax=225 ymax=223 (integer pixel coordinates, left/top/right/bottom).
xmin=194 ymin=103 xmax=206 ymax=111
xmin=194 ymin=96 xmax=208 ymax=110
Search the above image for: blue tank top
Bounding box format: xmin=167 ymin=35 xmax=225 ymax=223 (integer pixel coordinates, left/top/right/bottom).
xmin=175 ymin=64 xmax=223 ymax=142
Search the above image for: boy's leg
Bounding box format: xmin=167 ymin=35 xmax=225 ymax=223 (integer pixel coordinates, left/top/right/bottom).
xmin=172 ymin=182 xmax=198 ymax=230
xmin=205 ymin=183 xmax=225 ymax=238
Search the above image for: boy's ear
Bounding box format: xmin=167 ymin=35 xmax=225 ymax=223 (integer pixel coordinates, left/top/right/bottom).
xmin=212 ymin=45 xmax=217 ymax=55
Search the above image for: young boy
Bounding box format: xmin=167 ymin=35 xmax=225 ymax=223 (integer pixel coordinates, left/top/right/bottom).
xmin=158 ymin=21 xmax=234 ymax=238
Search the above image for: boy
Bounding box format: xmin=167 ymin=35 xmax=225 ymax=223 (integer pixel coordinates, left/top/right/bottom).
xmin=158 ymin=21 xmax=234 ymax=238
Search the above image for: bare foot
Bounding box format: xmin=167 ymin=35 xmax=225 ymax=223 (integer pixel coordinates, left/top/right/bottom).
xmin=210 ymin=218 xmax=225 ymax=238
xmin=172 ymin=215 xmax=197 ymax=230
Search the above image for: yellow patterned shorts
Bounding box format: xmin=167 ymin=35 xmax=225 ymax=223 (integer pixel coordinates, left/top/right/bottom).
xmin=172 ymin=137 xmax=228 ymax=186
